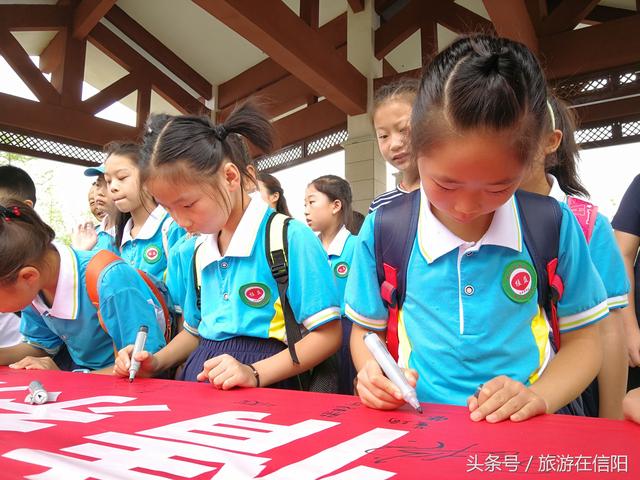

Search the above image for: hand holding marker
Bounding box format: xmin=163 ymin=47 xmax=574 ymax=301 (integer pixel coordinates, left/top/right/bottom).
xmin=129 ymin=325 xmax=148 ymax=382
xmin=364 ymin=331 xmax=422 ymax=413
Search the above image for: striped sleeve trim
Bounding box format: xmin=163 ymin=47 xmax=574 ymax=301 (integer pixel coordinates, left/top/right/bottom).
xmin=301 ymin=307 xmax=341 ymax=331
xmin=607 ymin=294 xmax=629 ymax=310
xmin=345 ymin=304 xmax=387 ymax=331
xmin=558 ymin=300 xmax=609 ymax=332
xmin=183 ymin=323 xmax=200 ymax=337
xmin=22 ymin=339 xmax=59 ymax=356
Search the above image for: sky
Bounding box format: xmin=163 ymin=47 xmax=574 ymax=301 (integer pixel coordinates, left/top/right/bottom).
xmin=0 ymin=53 xmax=638 ymax=236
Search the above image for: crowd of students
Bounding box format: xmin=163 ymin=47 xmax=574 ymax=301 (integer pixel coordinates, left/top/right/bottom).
xmin=1 ymin=33 xmax=640 ymax=424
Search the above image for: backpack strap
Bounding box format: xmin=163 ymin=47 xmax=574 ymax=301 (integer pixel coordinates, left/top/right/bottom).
xmin=373 ymin=189 xmax=420 ymax=361
xmin=265 ymin=212 xmax=302 ymax=365
xmin=192 ymin=242 xmax=204 ymax=312
xmin=515 ymin=190 xmax=564 ymax=350
xmin=137 ymin=269 xmax=172 ymax=342
xmin=567 ymin=196 xmax=598 ymax=244
xmin=86 ymin=250 xmax=124 ymax=358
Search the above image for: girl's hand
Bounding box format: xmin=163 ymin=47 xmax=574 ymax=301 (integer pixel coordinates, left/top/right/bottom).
xmin=355 ymin=358 xmax=418 ymax=410
xmin=467 ymin=375 xmax=548 ymax=423
xmin=113 ymin=345 xmax=156 ymax=378
xmin=197 ymin=354 xmax=258 ymax=389
xmin=9 ymin=356 xmax=59 ymax=371
xmin=71 ymin=222 xmax=98 ymax=251
xmin=626 ymin=325 xmax=640 ymax=367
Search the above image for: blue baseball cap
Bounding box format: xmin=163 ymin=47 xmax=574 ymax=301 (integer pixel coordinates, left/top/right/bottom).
xmin=84 ymin=164 xmax=105 ymax=176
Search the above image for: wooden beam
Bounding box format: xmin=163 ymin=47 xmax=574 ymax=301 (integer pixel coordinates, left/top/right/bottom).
xmin=382 ymin=59 xmax=397 ymax=76
xmin=0 ymin=92 xmax=137 ymax=148
xmin=421 ymin=20 xmax=438 ymax=64
xmin=525 ymin=0 xmax=548 ymax=31
xmin=375 ymin=0 xmax=397 ymax=16
xmin=81 ymin=73 xmax=139 ymax=114
xmin=347 ymin=0 xmax=365 ymax=13
xmin=539 ymin=0 xmax=599 ymax=36
xmin=575 ymin=96 xmax=640 ymax=125
xmin=434 ymin=1 xmax=495 ymax=35
xmin=89 ymin=23 xmax=206 ymax=114
xmin=482 ymin=0 xmax=538 ymax=52
xmin=217 ymin=13 xmax=347 ymax=109
xmin=137 ymin=83 xmax=151 ymax=130
xmin=541 ymin=14 xmax=640 ymax=80
xmin=300 ymin=0 xmax=319 ymax=28
xmin=105 ymin=6 xmax=212 ymax=100
xmin=375 ymin=0 xmax=423 ymax=59
xmin=373 ymin=67 xmax=421 ymax=91
xmin=0 ymin=27 xmax=60 ymax=104
xmin=73 ymin=0 xmax=116 ymax=39
xmin=60 ymin=31 xmax=86 ymax=106
xmin=193 ymin=0 xmax=366 ymax=115
xmin=584 ymin=5 xmax=636 ymax=23
xmin=0 ymin=5 xmax=69 ymax=31
xmin=39 ymin=31 xmax=66 ymax=76
xmin=272 ymin=100 xmax=346 ymax=148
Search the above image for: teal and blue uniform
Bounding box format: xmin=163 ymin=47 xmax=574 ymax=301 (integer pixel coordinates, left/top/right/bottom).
xmin=345 ymin=189 xmax=609 ymax=406
xmin=166 ymin=234 xmax=197 ymax=312
xmin=20 ymin=243 xmax=166 ymax=370
xmin=93 ymin=218 xmax=118 ymax=254
xmin=326 ymin=225 xmax=357 ymax=315
xmin=120 ymin=205 xmax=186 ymax=280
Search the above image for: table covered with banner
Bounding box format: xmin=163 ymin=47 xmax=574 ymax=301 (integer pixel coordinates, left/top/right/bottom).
xmin=0 ymin=367 xmax=638 ymax=479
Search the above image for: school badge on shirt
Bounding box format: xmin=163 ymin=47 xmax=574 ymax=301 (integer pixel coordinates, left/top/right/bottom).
xmin=502 ymin=260 xmax=537 ymax=303
xmin=143 ymin=245 xmax=162 ymax=264
xmin=334 ymin=261 xmax=349 ymax=278
xmin=240 ymin=283 xmax=271 ymax=308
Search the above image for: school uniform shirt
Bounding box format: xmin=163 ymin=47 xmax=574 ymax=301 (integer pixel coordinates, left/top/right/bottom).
xmin=20 ymin=243 xmax=166 ymax=370
xmin=549 ymin=175 xmax=629 ymax=310
xmin=0 ymin=312 xmax=22 ymax=348
xmin=345 ymin=188 xmax=609 ymax=406
xmin=612 ymin=174 xmax=640 ymax=236
xmin=120 ymin=205 xmax=186 ymax=279
xmin=326 ymin=225 xmax=357 ymax=315
xmin=93 ymin=216 xmax=118 ymax=254
xmin=369 ymin=185 xmax=410 ymax=213
xmin=182 ymin=195 xmax=341 ymax=342
xmin=166 ymin=234 xmax=197 ymax=312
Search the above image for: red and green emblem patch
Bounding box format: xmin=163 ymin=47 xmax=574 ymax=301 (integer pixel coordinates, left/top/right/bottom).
xmin=239 ymin=283 xmax=271 ymax=308
xmin=334 ymin=261 xmax=349 ymax=279
xmin=502 ymin=260 xmax=537 ymax=303
xmin=143 ymin=245 xmax=161 ymax=264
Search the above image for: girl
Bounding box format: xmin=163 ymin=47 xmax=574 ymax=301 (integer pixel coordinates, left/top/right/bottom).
xmin=305 ymin=174 xmax=358 ymax=393
xmin=114 ymin=101 xmax=342 ymax=390
xmin=345 ymin=35 xmax=608 ymax=423
xmin=369 ymin=78 xmax=421 ymax=213
xmin=519 ymin=94 xmax=629 ymax=419
xmin=103 ymin=141 xmax=185 ymax=280
xmin=0 ymin=200 xmax=165 ymax=372
xmin=258 ymin=173 xmax=291 ymax=216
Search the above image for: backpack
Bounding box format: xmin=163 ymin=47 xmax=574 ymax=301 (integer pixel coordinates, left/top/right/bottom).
xmin=374 ymin=190 xmax=598 ymax=414
xmin=193 ymin=212 xmax=339 ymax=393
xmin=86 ymin=250 xmax=178 ymax=356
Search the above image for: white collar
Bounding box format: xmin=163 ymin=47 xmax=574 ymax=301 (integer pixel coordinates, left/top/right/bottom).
xmin=121 ymin=205 xmax=167 ymax=244
xmin=417 ymin=188 xmax=522 ymax=264
xmin=197 ymin=193 xmax=269 ymax=268
xmin=98 ymin=216 xmax=116 ymax=237
xmin=31 ymin=243 xmax=80 ymax=319
xmin=326 ymin=225 xmax=351 ymax=257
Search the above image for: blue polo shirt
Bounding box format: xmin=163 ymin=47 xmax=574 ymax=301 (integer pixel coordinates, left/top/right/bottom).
xmin=166 ymin=234 xmax=197 ymax=312
xmin=182 ymin=195 xmax=341 ymax=342
xmin=120 ymin=205 xmax=186 ymax=280
xmin=325 ymin=225 xmax=357 ymax=315
xmin=345 ymin=189 xmax=609 ymax=406
xmin=20 ymin=243 xmax=166 ymax=370
xmin=93 ymin=219 xmax=118 ymax=254
xmin=549 ymin=176 xmax=629 ymax=310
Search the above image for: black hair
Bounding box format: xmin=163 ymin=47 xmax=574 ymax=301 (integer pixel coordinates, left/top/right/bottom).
xmin=142 ymin=100 xmax=274 ymax=212
xmin=545 ymin=94 xmax=589 ymax=197
xmin=373 ymin=77 xmax=419 ymax=114
xmin=0 ymin=165 xmax=36 ymax=205
xmin=258 ymin=173 xmax=291 ymax=216
xmin=309 ymin=175 xmax=356 ymax=234
xmin=351 ymin=210 xmax=365 ymax=235
xmin=411 ymin=34 xmax=548 ymax=166
xmin=0 ymin=199 xmax=55 ymax=284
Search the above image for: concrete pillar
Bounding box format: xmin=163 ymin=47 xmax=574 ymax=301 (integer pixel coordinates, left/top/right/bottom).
xmin=344 ymin=0 xmax=385 ymax=215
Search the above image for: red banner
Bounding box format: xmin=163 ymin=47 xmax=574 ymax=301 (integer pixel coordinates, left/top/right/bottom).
xmin=0 ymin=368 xmax=638 ymax=479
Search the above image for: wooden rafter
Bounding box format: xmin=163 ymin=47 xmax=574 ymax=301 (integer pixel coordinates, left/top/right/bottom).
xmin=0 ymin=4 xmax=69 ymax=31
xmin=89 ymin=23 xmax=206 ymax=114
xmin=272 ymin=100 xmax=346 ymax=148
xmin=482 ymin=0 xmax=538 ymax=52
xmin=347 ymin=0 xmax=365 ymax=13
xmin=539 ymin=0 xmax=600 ymax=36
xmin=80 ymin=73 xmax=139 ymax=114
xmin=434 ymin=1 xmax=495 ymax=36
xmin=300 ymin=0 xmax=319 ymax=28
xmin=524 ymin=0 xmax=548 ymax=31
xmin=541 ymin=14 xmax=640 ymax=80
xmin=73 ymin=0 xmax=116 ymax=39
xmin=105 ymin=6 xmax=212 ymax=100
xmin=217 ymin=13 xmax=347 ymax=110
xmin=575 ymin=96 xmax=640 ymax=125
xmin=0 ymin=27 xmax=60 ymax=104
xmin=584 ymin=5 xmax=636 ymax=23
xmin=137 ymin=82 xmax=151 ymax=130
xmin=373 ymin=67 xmax=421 ymax=91
xmin=193 ymin=0 xmax=366 ymax=115
xmin=375 ymin=0 xmax=424 ymax=59
xmin=420 ymin=20 xmax=438 ymax=62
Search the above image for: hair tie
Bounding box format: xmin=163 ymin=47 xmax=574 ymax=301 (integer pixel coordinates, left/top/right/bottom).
xmin=0 ymin=205 xmax=20 ymax=222
xmin=213 ymin=125 xmax=228 ymax=142
xmin=546 ymin=100 xmax=556 ymax=131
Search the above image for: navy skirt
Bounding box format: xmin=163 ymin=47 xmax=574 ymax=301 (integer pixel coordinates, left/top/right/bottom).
xmin=180 ymin=336 xmax=300 ymax=390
